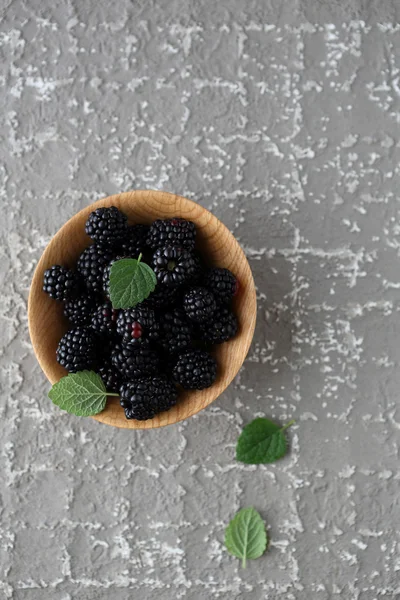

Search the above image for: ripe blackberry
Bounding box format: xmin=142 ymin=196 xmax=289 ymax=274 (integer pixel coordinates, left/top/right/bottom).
xmin=159 ymin=309 xmax=193 ymax=354
xmin=142 ymin=284 xmax=179 ymax=309
xmin=120 ymin=375 xmax=178 ymax=420
xmin=152 ymin=246 xmax=197 ymax=287
xmin=56 ymin=326 xmax=98 ymax=373
xmin=147 ymin=218 xmax=196 ymax=250
xmin=117 ymin=224 xmax=149 ymax=258
xmin=85 ymin=206 xmax=128 ymax=245
xmin=77 ymin=243 xmax=115 ymax=294
xmin=203 ymin=268 xmax=238 ymax=303
xmin=98 ymin=363 xmax=124 ymax=393
xmin=102 ymin=256 xmax=123 ymax=296
xmin=43 ymin=265 xmax=79 ymax=301
xmin=90 ymin=302 xmax=118 ymax=336
xmin=198 ymin=304 xmax=238 ymax=344
xmin=173 ymin=349 xmax=217 ymax=390
xmin=64 ymin=293 xmax=99 ymax=326
xmin=111 ymin=344 xmax=160 ymax=378
xmin=183 ymin=287 xmax=217 ymax=323
xmin=116 ymin=307 xmax=159 ymax=345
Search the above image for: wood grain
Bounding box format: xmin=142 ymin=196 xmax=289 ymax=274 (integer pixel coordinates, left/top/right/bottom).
xmin=28 ymin=190 xmax=257 ymax=429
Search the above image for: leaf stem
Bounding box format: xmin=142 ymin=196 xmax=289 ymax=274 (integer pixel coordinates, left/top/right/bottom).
xmin=280 ymin=419 xmax=296 ymax=433
xmin=106 ymin=393 xmax=120 ymax=397
xmin=137 ymin=253 xmax=142 ymax=264
xmin=242 ymin=556 xmax=246 ymax=569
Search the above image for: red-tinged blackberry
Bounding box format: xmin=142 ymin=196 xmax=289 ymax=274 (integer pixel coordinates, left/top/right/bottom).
xmin=147 ymin=217 xmax=196 ymax=250
xmin=56 ymin=326 xmax=98 ymax=373
xmin=203 ymin=268 xmax=238 ymax=303
xmin=152 ymin=246 xmax=197 ymax=287
xmin=64 ymin=293 xmax=99 ymax=326
xmin=111 ymin=344 xmax=160 ymax=378
xmin=85 ymin=206 xmax=128 ymax=245
xmin=198 ymin=304 xmax=238 ymax=344
xmin=90 ymin=302 xmax=118 ymax=336
xmin=183 ymin=286 xmax=217 ymax=323
xmin=116 ymin=307 xmax=159 ymax=345
xmin=120 ymin=375 xmax=178 ymax=420
xmin=43 ymin=265 xmax=79 ymax=301
xmin=98 ymin=363 xmax=125 ymax=393
xmin=117 ymin=224 xmax=149 ymax=257
xmin=159 ymin=309 xmax=193 ymax=354
xmin=173 ymin=349 xmax=217 ymax=390
xmin=77 ymin=243 xmax=115 ymax=294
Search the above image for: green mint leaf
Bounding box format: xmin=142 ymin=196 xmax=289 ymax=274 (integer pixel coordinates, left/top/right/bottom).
xmin=225 ymin=507 xmax=268 ymax=568
xmin=236 ymin=418 xmax=295 ymax=464
xmin=48 ymin=370 xmax=112 ymax=417
xmin=109 ymin=257 xmax=157 ymax=309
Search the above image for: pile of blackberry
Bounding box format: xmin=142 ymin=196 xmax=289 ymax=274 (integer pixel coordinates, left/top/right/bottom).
xmin=44 ymin=207 xmax=239 ymax=421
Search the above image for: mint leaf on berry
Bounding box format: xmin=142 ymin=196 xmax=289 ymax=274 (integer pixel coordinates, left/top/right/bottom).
xmin=236 ymin=418 xmax=295 ymax=464
xmin=109 ymin=256 xmax=156 ymax=309
xmin=49 ymin=370 xmax=118 ymax=417
xmin=225 ymin=507 xmax=268 ymax=568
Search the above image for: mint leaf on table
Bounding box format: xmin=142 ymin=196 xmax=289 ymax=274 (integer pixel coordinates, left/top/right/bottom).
xmin=236 ymin=418 xmax=295 ymax=464
xmin=48 ymin=371 xmax=118 ymax=417
xmin=109 ymin=255 xmax=157 ymax=309
xmin=225 ymin=507 xmax=268 ymax=568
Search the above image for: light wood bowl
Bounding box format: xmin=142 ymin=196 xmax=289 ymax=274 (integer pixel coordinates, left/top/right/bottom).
xmin=28 ymin=190 xmax=256 ymax=429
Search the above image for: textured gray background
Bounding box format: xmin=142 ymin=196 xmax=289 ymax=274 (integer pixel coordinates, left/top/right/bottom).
xmin=1 ymin=1 xmax=400 ymax=598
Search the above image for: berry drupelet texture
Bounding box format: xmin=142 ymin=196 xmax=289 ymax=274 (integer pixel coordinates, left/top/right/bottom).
xmin=90 ymin=302 xmax=118 ymax=336
xmin=147 ymin=218 xmax=196 ymax=250
xmin=117 ymin=224 xmax=149 ymax=258
xmin=111 ymin=344 xmax=160 ymax=379
xmin=198 ymin=303 xmax=238 ymax=344
xmin=159 ymin=309 xmax=193 ymax=355
xmin=120 ymin=375 xmax=178 ymax=420
xmin=116 ymin=307 xmax=159 ymax=345
xmin=64 ymin=293 xmax=99 ymax=326
xmin=183 ymin=286 xmax=217 ymax=323
xmin=173 ymin=349 xmax=217 ymax=390
xmin=56 ymin=326 xmax=98 ymax=373
xmin=77 ymin=243 xmax=115 ymax=294
xmin=152 ymin=246 xmax=197 ymax=287
xmin=203 ymin=267 xmax=238 ymax=303
xmin=98 ymin=363 xmax=125 ymax=393
xmin=85 ymin=206 xmax=128 ymax=245
xmin=43 ymin=265 xmax=79 ymax=301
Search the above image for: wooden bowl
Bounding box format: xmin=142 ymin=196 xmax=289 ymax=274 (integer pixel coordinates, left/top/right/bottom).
xmin=28 ymin=190 xmax=256 ymax=429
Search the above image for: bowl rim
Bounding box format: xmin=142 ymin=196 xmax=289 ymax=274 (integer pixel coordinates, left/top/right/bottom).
xmin=28 ymin=190 xmax=257 ymax=429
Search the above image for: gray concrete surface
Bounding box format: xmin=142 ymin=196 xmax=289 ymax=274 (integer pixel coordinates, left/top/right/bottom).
xmin=1 ymin=1 xmax=400 ymax=598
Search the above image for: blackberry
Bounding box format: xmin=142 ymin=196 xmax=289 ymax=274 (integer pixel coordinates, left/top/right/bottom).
xmin=152 ymin=246 xmax=197 ymax=287
xmin=77 ymin=243 xmax=115 ymax=294
xmin=98 ymin=363 xmax=124 ymax=393
xmin=173 ymin=349 xmax=217 ymax=390
xmin=85 ymin=206 xmax=128 ymax=245
xmin=183 ymin=287 xmax=217 ymax=323
xmin=116 ymin=307 xmax=159 ymax=345
xmin=142 ymin=284 xmax=179 ymax=309
xmin=198 ymin=304 xmax=238 ymax=344
xmin=147 ymin=218 xmax=196 ymax=251
xmin=203 ymin=268 xmax=238 ymax=303
xmin=64 ymin=293 xmax=99 ymax=326
xmin=117 ymin=224 xmax=149 ymax=258
xmin=43 ymin=265 xmax=79 ymax=301
xmin=90 ymin=302 xmax=118 ymax=336
xmin=189 ymin=252 xmax=204 ymax=283
xmin=159 ymin=309 xmax=193 ymax=355
xmin=111 ymin=344 xmax=160 ymax=378
xmin=102 ymin=256 xmax=123 ymax=296
xmin=120 ymin=375 xmax=178 ymax=420
xmin=56 ymin=326 xmax=97 ymax=373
